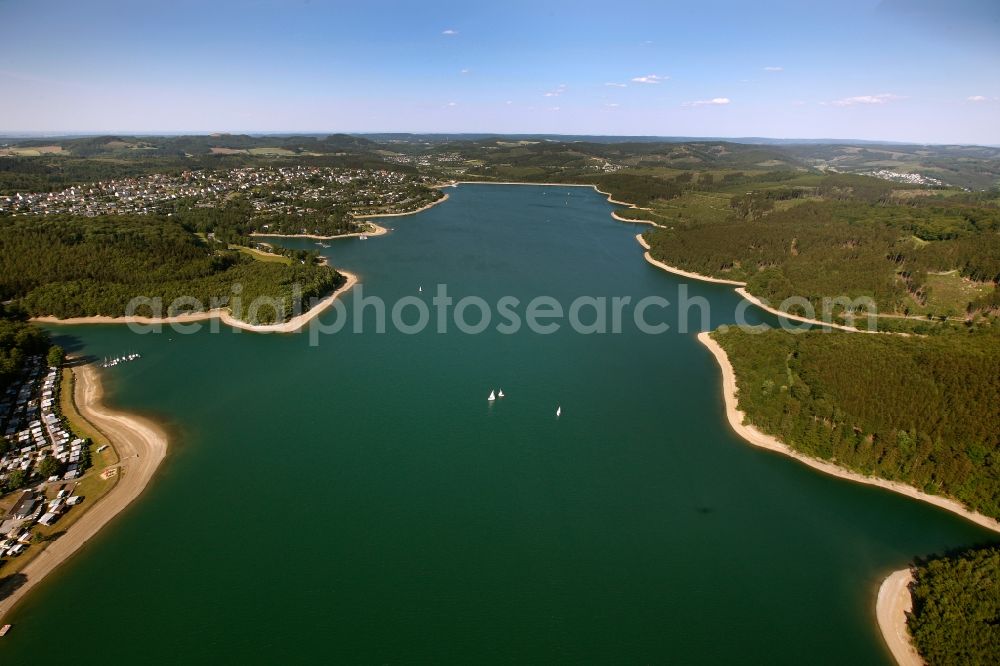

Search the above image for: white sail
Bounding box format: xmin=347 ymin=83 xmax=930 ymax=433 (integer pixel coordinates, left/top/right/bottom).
xmin=556 ymin=406 xmax=561 ymax=417
xmin=488 ymin=390 xmax=496 ymax=401
xmin=498 ymin=389 xmax=505 ymax=398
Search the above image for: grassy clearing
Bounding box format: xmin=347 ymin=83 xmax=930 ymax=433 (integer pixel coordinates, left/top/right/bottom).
xmin=231 ymin=244 xmax=292 ymax=265
xmin=643 ymin=191 xmax=734 ymax=226
xmin=195 ymin=232 xmax=292 ymax=265
xmin=247 ymin=147 xmax=295 ymax=156
xmin=209 ymin=147 xmax=247 ymax=155
xmin=908 ymin=272 xmax=995 ymax=317
xmin=0 ymin=146 xmax=64 ymax=157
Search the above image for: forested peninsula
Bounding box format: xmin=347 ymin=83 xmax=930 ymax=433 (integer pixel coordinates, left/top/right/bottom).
xmin=0 ymin=215 xmax=343 ymax=325
xmin=710 ymin=326 xmax=1000 ymax=520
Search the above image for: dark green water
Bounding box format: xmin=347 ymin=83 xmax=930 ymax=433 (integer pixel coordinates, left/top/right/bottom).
xmin=4 ymin=185 xmax=995 ymax=664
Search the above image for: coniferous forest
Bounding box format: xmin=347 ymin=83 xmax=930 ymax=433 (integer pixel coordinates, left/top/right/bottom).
xmin=643 ymin=195 xmax=1000 ymax=319
xmin=908 ymin=547 xmax=1000 ymax=666
xmin=0 ymin=215 xmax=343 ymax=324
xmin=712 ymin=326 xmax=1000 ymax=517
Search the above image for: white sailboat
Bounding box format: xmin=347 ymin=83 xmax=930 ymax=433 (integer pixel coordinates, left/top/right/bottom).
xmin=418 ymin=286 xmax=423 ymax=292
xmin=556 ymin=406 xmax=561 ymax=417
xmin=488 ymin=390 xmax=496 ymax=401
xmin=498 ymin=389 xmax=505 ymax=398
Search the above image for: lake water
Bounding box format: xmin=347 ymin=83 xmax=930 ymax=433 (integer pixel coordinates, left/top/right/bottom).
xmin=4 ymin=185 xmax=995 ymax=663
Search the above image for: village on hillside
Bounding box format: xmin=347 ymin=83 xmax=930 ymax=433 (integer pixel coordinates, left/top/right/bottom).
xmin=0 ymin=166 xmax=440 ymax=219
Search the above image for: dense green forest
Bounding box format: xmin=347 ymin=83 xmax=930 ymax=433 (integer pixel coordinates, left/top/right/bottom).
xmin=908 ymin=547 xmax=1000 ymax=666
xmin=712 ymin=327 xmax=1000 ymax=518
xmin=0 ymin=215 xmax=344 ymax=324
xmin=639 ymin=182 xmax=1000 ymax=320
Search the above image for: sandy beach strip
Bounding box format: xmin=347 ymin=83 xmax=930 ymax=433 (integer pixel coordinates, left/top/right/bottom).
xmin=612 ymin=210 xmax=663 ymax=227
xmin=701 ymin=327 xmax=992 ymax=666
xmin=32 ymin=270 xmax=358 ymax=334
xmin=636 ymin=233 xmax=746 ymax=285
xmin=251 ymin=223 xmax=387 ymax=240
xmin=250 ymin=193 xmax=450 ymax=241
xmin=637 ymin=234 xmax=878 ymax=332
xmin=0 ymin=363 xmax=168 ymax=621
xmin=355 ymin=192 xmax=450 ymax=219
xmin=697 ymin=330 xmax=1000 ymax=533
xmin=732 ymin=286 xmax=872 ymax=333
xmin=876 ymin=569 xmax=925 ymax=666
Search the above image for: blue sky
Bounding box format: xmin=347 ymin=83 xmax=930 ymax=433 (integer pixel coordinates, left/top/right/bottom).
xmin=1 ymin=0 xmax=998 ymax=143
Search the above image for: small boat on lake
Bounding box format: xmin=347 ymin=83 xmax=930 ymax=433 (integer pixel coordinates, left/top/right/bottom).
xmin=488 ymin=390 xmax=496 ymax=401
xmin=498 ymin=389 xmax=505 ymax=398
xmin=556 ymin=406 xmax=561 ymax=417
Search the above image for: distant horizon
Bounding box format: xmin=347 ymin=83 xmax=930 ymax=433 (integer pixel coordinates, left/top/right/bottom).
xmin=2 ymin=130 xmax=999 ymax=149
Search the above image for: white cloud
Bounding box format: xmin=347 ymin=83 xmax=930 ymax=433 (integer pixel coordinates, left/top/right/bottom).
xmin=444 ymin=101 xmax=457 ymax=107
xmin=604 ymin=82 xmax=627 ymax=88
xmin=548 ymin=106 xmax=561 ymax=111
xmin=605 ymin=103 xmax=620 ymax=108
xmin=685 ymin=97 xmax=731 ymax=107
xmin=460 ymin=68 xmax=470 ymax=74
xmin=543 ymin=83 xmax=568 ymax=97
xmin=967 ymin=95 xmax=988 ymax=102
xmin=830 ymin=93 xmax=902 ymax=107
xmin=631 ymin=74 xmax=668 ymax=84
xmin=763 ymin=66 xmax=783 ymax=72
xmin=442 ymin=29 xmax=458 ymax=35
xmin=505 ymin=100 xmax=513 ymax=105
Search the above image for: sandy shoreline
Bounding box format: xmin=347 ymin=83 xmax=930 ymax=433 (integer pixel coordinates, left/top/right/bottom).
xmin=612 ymin=210 xmax=662 ymax=226
xmin=31 ymin=270 xmax=359 ymax=333
xmin=876 ymin=569 xmax=924 ymax=666
xmin=698 ymin=327 xmax=998 ymax=663
xmin=249 ymin=192 xmax=450 ymax=240
xmin=251 ymin=224 xmax=387 ymax=241
xmin=0 ymin=363 xmax=168 ymax=621
xmin=733 ymin=286 xmax=873 ymax=333
xmin=637 ymin=234 xmax=876 ymax=332
xmin=355 ymin=192 xmax=450 ymax=219
xmin=697 ymin=330 xmax=1000 ymax=533
xmin=636 ymin=233 xmax=745 ymax=285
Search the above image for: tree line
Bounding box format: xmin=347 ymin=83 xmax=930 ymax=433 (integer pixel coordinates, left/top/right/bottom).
xmin=908 ymin=546 xmax=1000 ymax=665
xmin=0 ymin=215 xmax=344 ymax=324
xmin=643 ymin=198 xmax=1000 ymax=318
xmin=712 ymin=327 xmax=1000 ymax=518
